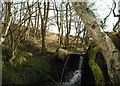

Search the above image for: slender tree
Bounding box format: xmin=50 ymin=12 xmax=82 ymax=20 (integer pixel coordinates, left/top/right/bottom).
xmin=65 ymin=2 xmax=72 ymax=48
xmin=0 ymin=1 xmax=12 ymax=45
xmin=54 ymin=1 xmax=64 ymax=48
xmin=38 ymin=1 xmax=50 ymax=54
xmin=6 ymin=2 xmax=36 ymax=61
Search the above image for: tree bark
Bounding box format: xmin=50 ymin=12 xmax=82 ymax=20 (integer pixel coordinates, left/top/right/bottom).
xmin=38 ymin=1 xmax=50 ymax=54
xmin=89 ymin=45 xmax=104 ymax=86
xmin=54 ymin=1 xmax=64 ymax=48
xmin=72 ymin=1 xmax=120 ymax=85
xmin=65 ymin=3 xmax=72 ymax=48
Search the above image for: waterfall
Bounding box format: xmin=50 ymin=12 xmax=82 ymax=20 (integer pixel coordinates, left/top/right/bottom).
xmin=63 ymin=56 xmax=83 ymax=85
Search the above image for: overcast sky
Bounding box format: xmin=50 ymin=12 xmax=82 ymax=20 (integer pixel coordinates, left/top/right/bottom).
xmin=1 ymin=0 xmax=119 ymax=34
xmin=92 ymin=0 xmax=119 ymax=32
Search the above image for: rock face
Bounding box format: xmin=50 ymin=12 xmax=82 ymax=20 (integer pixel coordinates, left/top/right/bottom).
xmin=52 ymin=49 xmax=112 ymax=85
xmin=55 ymin=48 xmax=69 ymax=60
xmin=53 ymin=51 xmax=95 ymax=85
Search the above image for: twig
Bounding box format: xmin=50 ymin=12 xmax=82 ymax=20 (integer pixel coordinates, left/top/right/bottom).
xmin=55 ymin=68 xmax=60 ymax=81
xmin=101 ymin=3 xmax=113 ymax=29
xmin=113 ymin=20 xmax=120 ymax=32
xmin=3 ymin=9 xmax=38 ymax=38
xmin=47 ymin=75 xmax=58 ymax=84
xmin=104 ymin=5 xmax=113 ymax=24
xmin=60 ymin=55 xmax=70 ymax=84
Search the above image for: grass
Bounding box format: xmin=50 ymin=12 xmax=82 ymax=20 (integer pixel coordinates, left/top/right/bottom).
xmin=2 ymin=39 xmax=51 ymax=84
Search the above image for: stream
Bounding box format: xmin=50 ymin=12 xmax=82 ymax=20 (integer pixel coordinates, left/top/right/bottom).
xmin=62 ymin=56 xmax=83 ymax=85
xmin=52 ymin=52 xmax=110 ymax=86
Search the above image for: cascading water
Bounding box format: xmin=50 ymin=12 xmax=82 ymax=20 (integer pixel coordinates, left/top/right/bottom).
xmin=63 ymin=56 xmax=83 ymax=85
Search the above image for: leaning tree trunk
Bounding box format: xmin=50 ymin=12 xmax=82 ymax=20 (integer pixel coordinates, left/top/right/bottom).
xmin=89 ymin=45 xmax=105 ymax=85
xmin=72 ymin=1 xmax=120 ymax=85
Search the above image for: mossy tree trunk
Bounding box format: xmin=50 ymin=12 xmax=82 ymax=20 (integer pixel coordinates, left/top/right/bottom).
xmin=72 ymin=1 xmax=120 ymax=85
xmin=89 ymin=45 xmax=104 ymax=86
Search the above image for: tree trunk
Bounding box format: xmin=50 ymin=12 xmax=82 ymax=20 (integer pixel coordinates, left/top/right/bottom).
xmin=72 ymin=1 xmax=120 ymax=85
xmin=41 ymin=25 xmax=46 ymax=54
xmin=7 ymin=2 xmax=32 ymax=61
xmin=40 ymin=1 xmax=50 ymax=54
xmin=65 ymin=3 xmax=71 ymax=48
xmin=89 ymin=45 xmax=105 ymax=86
xmin=0 ymin=2 xmax=12 ymax=45
xmin=59 ymin=3 xmax=64 ymax=48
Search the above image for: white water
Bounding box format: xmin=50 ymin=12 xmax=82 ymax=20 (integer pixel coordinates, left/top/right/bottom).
xmin=63 ymin=56 xmax=83 ymax=85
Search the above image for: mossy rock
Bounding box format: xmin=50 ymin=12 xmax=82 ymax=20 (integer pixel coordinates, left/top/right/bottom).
xmin=56 ymin=48 xmax=70 ymax=60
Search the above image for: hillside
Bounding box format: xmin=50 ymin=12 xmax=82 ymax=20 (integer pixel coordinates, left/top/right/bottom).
xmin=2 ymin=27 xmax=85 ymax=85
xmin=1 ymin=1 xmax=120 ymax=85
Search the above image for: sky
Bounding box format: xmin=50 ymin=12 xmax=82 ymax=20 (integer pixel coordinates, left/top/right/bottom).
xmin=91 ymin=0 xmax=119 ymax=32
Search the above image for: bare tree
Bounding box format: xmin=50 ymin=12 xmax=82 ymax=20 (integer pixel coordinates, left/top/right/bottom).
xmin=54 ymin=1 xmax=65 ymax=48
xmin=0 ymin=2 xmax=34 ymax=61
xmin=0 ymin=1 xmax=12 ymax=45
xmin=64 ymin=2 xmax=72 ymax=48
xmin=38 ymin=1 xmax=50 ymax=54
xmin=5 ymin=2 xmax=37 ymax=61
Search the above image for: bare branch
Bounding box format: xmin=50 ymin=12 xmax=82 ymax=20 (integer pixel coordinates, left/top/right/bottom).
xmin=113 ymin=0 xmax=120 ymax=17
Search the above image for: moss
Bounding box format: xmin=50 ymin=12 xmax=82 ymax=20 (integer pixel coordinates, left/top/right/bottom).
xmin=2 ymin=39 xmax=52 ymax=84
xmin=59 ymin=48 xmax=70 ymax=54
xmin=111 ymin=32 xmax=118 ymax=36
xmin=3 ymin=70 xmax=24 ymax=84
xmin=18 ymin=40 xmax=41 ymax=53
xmin=72 ymin=44 xmax=81 ymax=50
xmin=22 ymin=58 xmax=50 ymax=84
xmin=3 ymin=57 xmax=50 ymax=84
xmin=57 ymin=48 xmax=71 ymax=60
xmin=89 ymin=45 xmax=105 ymax=86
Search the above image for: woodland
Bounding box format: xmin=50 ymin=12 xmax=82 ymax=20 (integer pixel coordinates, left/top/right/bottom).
xmin=0 ymin=0 xmax=120 ymax=86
